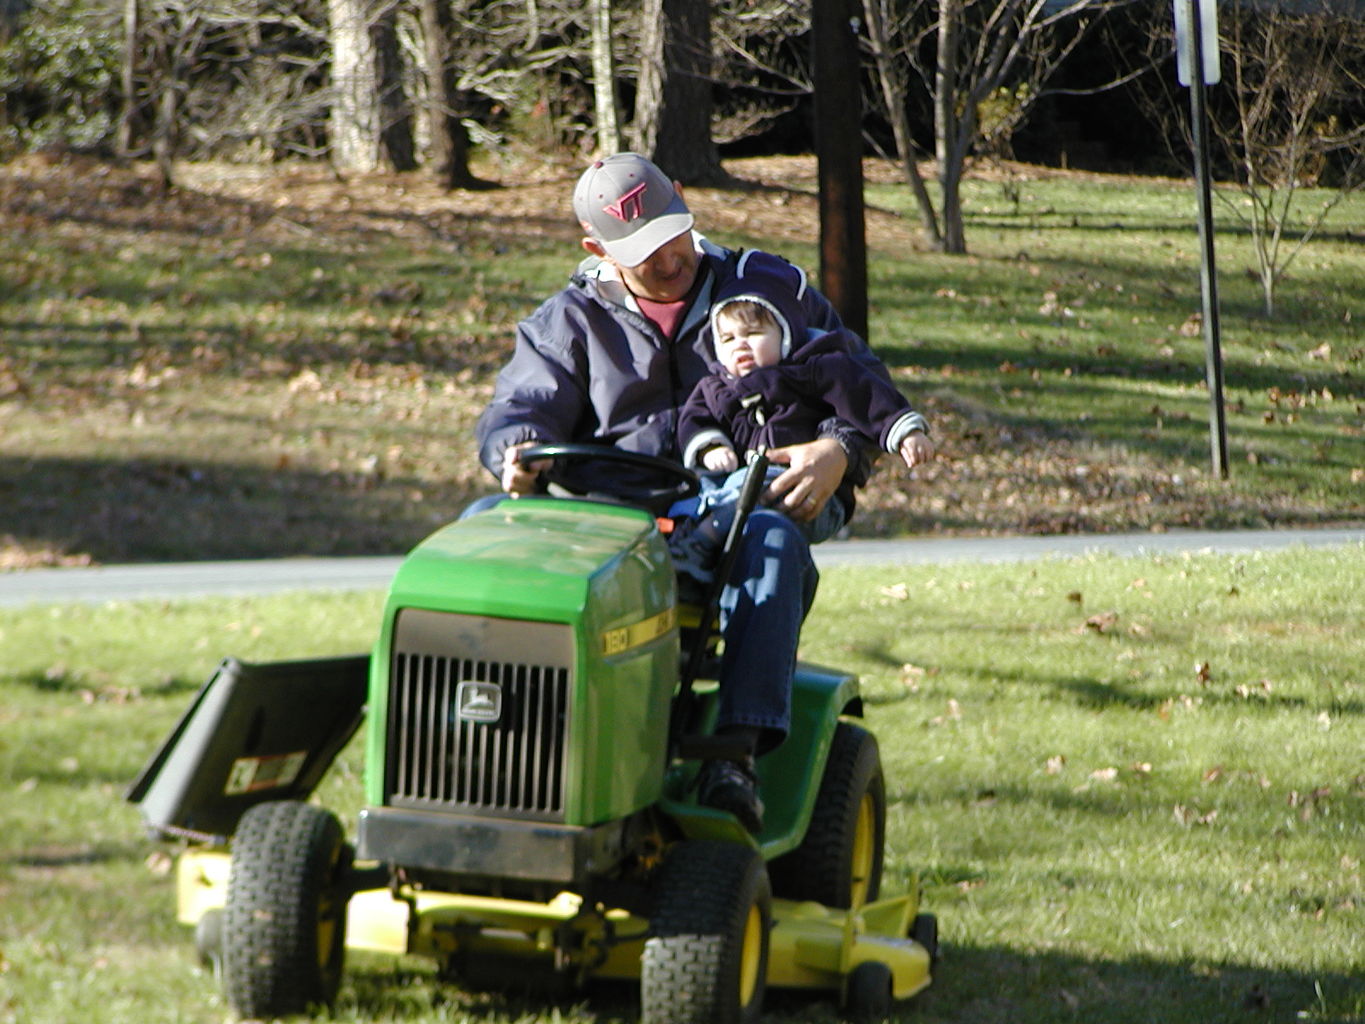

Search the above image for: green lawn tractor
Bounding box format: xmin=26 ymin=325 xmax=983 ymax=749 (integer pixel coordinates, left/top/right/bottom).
xmin=128 ymin=445 xmax=936 ymax=1023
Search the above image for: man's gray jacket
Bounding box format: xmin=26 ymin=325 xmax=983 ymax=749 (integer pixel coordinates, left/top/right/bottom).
xmin=474 ymin=239 xmax=889 ymax=511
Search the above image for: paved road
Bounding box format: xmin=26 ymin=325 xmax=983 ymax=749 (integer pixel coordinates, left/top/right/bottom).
xmin=1 ymin=527 xmax=1360 ymax=608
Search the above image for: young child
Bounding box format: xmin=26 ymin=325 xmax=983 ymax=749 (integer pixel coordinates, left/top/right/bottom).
xmin=668 ymin=251 xmax=934 ymax=582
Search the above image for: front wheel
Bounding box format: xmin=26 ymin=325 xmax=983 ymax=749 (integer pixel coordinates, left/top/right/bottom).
xmin=641 ymin=840 xmax=771 ymax=1024
xmin=844 ymin=960 xmax=893 ymax=1022
xmin=221 ymin=801 xmax=350 ymax=1018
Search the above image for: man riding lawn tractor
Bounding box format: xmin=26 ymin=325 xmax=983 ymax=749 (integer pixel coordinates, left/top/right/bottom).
xmin=126 ymin=154 xmax=937 ymax=1022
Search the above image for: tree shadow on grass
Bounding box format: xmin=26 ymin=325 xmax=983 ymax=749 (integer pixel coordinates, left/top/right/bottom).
xmin=0 ymin=454 xmax=485 ymax=564
xmin=1 ymin=840 xmax=147 ymax=870
xmin=336 ymin=942 xmax=1364 ymax=1023
xmin=339 ymin=957 xmax=642 ymax=1023
xmin=911 ymin=942 xmax=1364 ymax=1024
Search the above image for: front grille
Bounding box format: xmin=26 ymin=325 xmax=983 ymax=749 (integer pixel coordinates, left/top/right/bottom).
xmin=387 ymin=611 xmax=574 ymax=822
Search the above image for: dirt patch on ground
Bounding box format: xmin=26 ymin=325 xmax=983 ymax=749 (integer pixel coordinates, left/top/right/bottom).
xmin=4 ymin=150 xmax=926 ymax=252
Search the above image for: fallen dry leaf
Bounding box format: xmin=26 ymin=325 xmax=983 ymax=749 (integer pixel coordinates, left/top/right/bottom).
xmin=144 ymin=850 xmax=174 ymax=876
xmin=1081 ymin=611 xmax=1119 ymax=635
xmin=899 ymin=663 xmax=929 ymax=692
xmin=930 ymin=699 xmax=963 ymax=727
xmin=1174 ymin=804 xmax=1218 ymax=826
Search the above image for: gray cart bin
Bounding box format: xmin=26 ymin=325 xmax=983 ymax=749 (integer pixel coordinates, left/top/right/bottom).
xmin=126 ymin=654 xmax=368 ymax=842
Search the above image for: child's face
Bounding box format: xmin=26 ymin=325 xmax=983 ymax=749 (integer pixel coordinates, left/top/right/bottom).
xmin=714 ymin=309 xmax=782 ymax=377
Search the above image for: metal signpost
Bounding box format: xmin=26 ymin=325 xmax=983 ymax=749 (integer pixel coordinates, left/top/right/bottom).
xmin=1175 ymin=0 xmax=1229 ymax=478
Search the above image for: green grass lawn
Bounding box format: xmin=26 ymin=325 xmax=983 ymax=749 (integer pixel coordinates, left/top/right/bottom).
xmin=1 ymin=542 xmax=1361 ymax=1023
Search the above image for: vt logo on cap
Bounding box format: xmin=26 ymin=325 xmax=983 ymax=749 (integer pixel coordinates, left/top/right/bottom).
xmin=605 ymin=182 xmax=649 ymax=223
xmin=573 ymin=152 xmax=695 ymax=267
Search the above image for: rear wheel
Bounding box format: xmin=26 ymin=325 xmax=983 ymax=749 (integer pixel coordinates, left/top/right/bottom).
xmin=912 ymin=912 xmax=939 ymax=965
xmin=770 ymin=721 xmax=885 ymax=908
xmin=222 ymin=801 xmax=350 ymax=1018
xmin=641 ymin=840 xmax=771 ymax=1024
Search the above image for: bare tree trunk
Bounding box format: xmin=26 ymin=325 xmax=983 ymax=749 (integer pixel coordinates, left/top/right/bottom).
xmin=633 ymin=0 xmax=727 ymax=184
xmin=151 ymin=72 xmax=177 ymax=189
xmin=862 ymin=0 xmax=942 ymax=248
xmin=635 ymin=0 xmax=663 ymax=149
xmin=147 ymin=10 xmax=203 ymax=190
xmin=419 ymin=0 xmax=488 ymax=188
xmin=373 ymin=4 xmax=414 ymax=171
xmin=812 ymin=0 xmax=868 ymax=339
xmin=590 ymin=0 xmax=622 ymax=155
xmin=525 ymin=0 xmax=540 ymax=44
xmin=934 ymin=0 xmax=967 ymax=253
xmin=328 ymin=0 xmax=380 ymax=172
xmin=118 ymin=0 xmax=139 ymax=157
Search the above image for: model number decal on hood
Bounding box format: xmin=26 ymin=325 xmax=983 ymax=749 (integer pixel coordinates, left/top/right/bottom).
xmin=602 ymin=606 xmax=677 ymax=656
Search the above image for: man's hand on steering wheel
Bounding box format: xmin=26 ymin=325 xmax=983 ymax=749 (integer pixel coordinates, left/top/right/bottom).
xmin=765 ymin=438 xmax=847 ymax=523
xmin=501 ymin=441 xmax=549 ymax=496
xmin=506 ymin=442 xmax=699 ymax=508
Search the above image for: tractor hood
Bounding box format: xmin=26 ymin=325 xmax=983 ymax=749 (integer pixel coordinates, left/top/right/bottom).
xmin=385 ymin=499 xmax=669 ymax=623
xmin=364 ymin=498 xmax=681 ymax=825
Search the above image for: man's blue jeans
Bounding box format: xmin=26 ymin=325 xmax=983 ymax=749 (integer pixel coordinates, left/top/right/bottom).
xmin=714 ymin=508 xmax=820 ymax=754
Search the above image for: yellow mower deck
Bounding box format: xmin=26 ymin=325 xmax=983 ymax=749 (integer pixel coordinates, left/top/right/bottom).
xmin=177 ymin=849 xmax=932 ymax=1001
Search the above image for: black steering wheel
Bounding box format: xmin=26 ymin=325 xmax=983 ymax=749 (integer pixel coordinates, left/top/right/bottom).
xmin=517 ymin=443 xmax=700 ymax=508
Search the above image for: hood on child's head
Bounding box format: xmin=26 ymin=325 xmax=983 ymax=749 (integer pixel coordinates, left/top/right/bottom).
xmin=709 ymin=251 xmax=809 ymax=359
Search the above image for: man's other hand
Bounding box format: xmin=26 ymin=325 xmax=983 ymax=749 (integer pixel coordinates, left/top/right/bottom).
xmin=765 ymin=438 xmax=847 ymax=523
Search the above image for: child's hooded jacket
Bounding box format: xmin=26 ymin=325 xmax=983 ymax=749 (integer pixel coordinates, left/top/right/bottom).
xmin=679 ymin=252 xmax=929 ymax=493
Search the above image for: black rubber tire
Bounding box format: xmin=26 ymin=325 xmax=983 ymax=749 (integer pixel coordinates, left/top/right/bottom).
xmin=844 ymin=960 xmax=893 ymax=1022
xmin=912 ymin=912 xmax=939 ymax=966
xmin=221 ymin=801 xmax=349 ymax=1018
xmin=769 ymin=721 xmax=886 ymax=908
xmin=641 ymin=840 xmax=771 ymax=1024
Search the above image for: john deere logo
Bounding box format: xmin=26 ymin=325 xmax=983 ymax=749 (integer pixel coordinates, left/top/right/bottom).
xmin=455 ymin=681 xmax=502 ymax=723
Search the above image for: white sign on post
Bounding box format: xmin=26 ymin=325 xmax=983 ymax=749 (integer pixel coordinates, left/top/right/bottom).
xmin=1174 ymin=0 xmax=1220 ymax=86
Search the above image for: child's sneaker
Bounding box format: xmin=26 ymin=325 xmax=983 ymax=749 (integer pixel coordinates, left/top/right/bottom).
xmin=665 ymin=515 xmax=721 ymax=586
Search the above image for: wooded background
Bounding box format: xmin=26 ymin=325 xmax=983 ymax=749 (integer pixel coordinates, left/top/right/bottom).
xmin=1 ymin=0 xmax=1362 ymax=269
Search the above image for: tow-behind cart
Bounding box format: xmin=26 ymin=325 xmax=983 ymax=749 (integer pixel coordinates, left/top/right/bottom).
xmin=128 ymin=446 xmax=936 ymax=1022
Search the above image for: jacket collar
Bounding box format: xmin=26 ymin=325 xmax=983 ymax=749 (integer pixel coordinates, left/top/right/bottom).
xmin=573 ymin=235 xmax=728 ymax=337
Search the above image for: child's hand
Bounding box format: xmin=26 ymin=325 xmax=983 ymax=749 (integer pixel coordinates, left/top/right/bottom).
xmin=703 ymin=445 xmax=740 ymax=472
xmin=899 ymin=430 xmax=936 ymax=469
